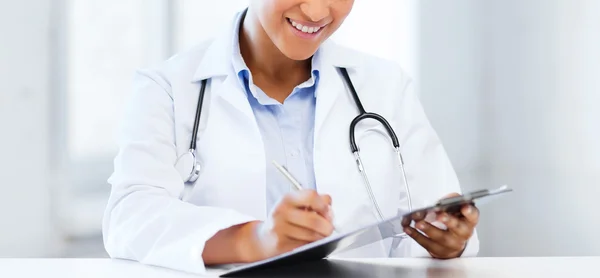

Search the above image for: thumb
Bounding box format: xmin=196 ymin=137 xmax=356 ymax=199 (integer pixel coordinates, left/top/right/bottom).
xmin=440 ymin=192 xmax=461 ymax=200
xmin=321 ymin=194 xmax=332 ymax=206
xmin=320 ymin=194 xmax=334 ymax=222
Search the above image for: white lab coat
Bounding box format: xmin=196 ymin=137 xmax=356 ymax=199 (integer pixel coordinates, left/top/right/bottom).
xmin=102 ymin=13 xmax=479 ymax=275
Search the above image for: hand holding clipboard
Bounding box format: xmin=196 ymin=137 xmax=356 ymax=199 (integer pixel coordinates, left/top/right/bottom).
xmin=220 ymin=186 xmax=512 ymax=276
xmin=399 ymin=186 xmax=512 ymax=259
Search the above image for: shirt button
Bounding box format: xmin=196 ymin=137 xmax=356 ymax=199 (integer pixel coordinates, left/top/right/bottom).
xmin=290 ymin=150 xmax=299 ymax=158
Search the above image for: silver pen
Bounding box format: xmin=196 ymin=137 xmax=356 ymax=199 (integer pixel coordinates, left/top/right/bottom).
xmin=271 ymin=160 xmax=339 ymax=233
xmin=272 ymin=160 xmax=303 ymax=191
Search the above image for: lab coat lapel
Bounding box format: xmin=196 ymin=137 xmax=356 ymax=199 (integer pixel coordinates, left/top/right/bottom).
xmin=313 ymin=40 xmax=359 ymax=139
xmin=313 ymin=41 xmax=377 ymax=230
xmin=190 ymin=10 xmax=258 ymax=132
xmin=213 ymin=74 xmax=257 ymax=124
xmin=313 ymin=64 xmax=343 ymax=139
xmin=185 ymin=11 xmax=266 ymax=218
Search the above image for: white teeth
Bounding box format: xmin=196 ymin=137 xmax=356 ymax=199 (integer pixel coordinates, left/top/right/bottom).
xmin=289 ymin=19 xmax=321 ymax=34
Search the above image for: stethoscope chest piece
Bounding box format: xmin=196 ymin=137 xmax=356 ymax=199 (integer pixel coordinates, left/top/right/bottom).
xmin=175 ymin=150 xmax=201 ymax=184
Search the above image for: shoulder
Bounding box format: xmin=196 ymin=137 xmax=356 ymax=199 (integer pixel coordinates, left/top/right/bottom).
xmin=323 ymin=42 xmax=414 ymax=110
xmin=324 ymin=42 xmax=413 ymax=94
xmin=132 ymin=38 xmax=218 ymax=97
xmin=163 ymin=42 xmax=213 ymax=71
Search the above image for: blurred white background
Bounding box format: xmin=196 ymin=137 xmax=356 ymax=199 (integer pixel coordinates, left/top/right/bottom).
xmin=0 ymin=0 xmax=598 ymax=258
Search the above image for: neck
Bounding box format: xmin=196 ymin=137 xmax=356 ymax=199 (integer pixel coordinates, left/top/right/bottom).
xmin=239 ymin=9 xmax=311 ymax=83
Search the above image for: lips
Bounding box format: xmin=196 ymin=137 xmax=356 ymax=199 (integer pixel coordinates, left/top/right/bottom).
xmin=287 ymin=18 xmax=325 ymax=35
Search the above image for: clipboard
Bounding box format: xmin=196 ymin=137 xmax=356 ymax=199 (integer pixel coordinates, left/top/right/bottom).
xmin=219 ymin=185 xmax=512 ymax=277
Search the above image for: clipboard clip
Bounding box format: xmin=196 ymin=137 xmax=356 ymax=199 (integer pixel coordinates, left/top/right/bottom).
xmin=434 ymin=185 xmax=512 ymax=216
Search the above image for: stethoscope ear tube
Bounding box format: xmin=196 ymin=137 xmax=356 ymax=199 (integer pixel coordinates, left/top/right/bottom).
xmin=339 ymin=67 xmax=366 ymax=114
xmin=342 ymin=67 xmax=412 ymax=237
xmin=177 ymin=78 xmax=207 ymax=201
xmin=340 ymin=67 xmax=401 ymax=153
xmin=190 ymin=79 xmax=208 ymax=151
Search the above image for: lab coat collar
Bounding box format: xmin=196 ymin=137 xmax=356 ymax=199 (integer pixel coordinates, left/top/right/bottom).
xmin=191 ymin=21 xmax=235 ymax=82
xmin=191 ymin=9 xmax=360 ymax=83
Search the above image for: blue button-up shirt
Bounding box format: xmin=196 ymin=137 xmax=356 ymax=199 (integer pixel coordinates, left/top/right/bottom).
xmin=231 ymin=13 xmax=320 ymax=214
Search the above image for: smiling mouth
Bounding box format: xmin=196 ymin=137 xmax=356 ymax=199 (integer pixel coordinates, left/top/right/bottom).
xmin=287 ymin=18 xmax=325 ymax=35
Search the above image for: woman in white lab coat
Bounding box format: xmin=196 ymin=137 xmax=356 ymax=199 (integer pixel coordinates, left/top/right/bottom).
xmin=103 ymin=0 xmax=480 ymax=274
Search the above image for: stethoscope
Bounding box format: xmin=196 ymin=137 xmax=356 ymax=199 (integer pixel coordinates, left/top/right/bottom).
xmin=175 ymin=67 xmax=412 ymax=239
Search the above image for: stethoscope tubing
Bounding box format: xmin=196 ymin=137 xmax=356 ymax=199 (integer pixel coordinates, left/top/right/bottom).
xmin=183 ymin=68 xmax=413 ymax=239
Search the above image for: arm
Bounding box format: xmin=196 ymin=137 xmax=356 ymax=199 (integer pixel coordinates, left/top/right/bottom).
xmin=387 ymin=68 xmax=480 ymax=258
xmin=102 ymin=70 xmax=257 ymax=274
xmin=202 ymin=221 xmax=264 ymax=264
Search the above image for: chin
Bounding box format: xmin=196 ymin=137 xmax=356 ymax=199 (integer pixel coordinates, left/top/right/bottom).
xmin=281 ymin=46 xmax=320 ymax=61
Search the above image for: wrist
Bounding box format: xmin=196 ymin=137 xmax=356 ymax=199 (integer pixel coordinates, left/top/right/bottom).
xmin=430 ymin=242 xmax=467 ymax=259
xmin=235 ymin=221 xmax=265 ymax=263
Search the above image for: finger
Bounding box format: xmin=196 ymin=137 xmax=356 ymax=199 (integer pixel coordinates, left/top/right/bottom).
xmin=286 ymin=208 xmax=334 ymax=237
xmin=276 ymin=236 xmax=310 ymax=253
xmin=415 ymin=221 xmax=465 ymax=251
xmin=286 ymin=191 xmax=333 ymax=221
xmin=281 ymin=222 xmax=326 ymax=242
xmin=441 ymin=192 xmax=461 ymax=199
xmin=438 ymin=213 xmax=473 ymax=240
xmin=407 ymin=210 xmax=428 ymax=223
xmin=401 ymin=209 xmax=431 ymax=229
xmin=286 ymin=190 xmax=329 ymax=214
xmin=461 ymin=205 xmax=479 ymax=226
xmin=322 ymin=194 xmax=332 ymax=206
xmin=404 ymin=226 xmax=446 ymax=257
xmin=321 ymin=194 xmax=334 ymax=221
xmin=401 ymin=216 xmax=412 ymax=227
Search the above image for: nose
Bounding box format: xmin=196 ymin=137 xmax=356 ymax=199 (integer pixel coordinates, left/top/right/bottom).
xmin=300 ymin=0 xmax=332 ymax=23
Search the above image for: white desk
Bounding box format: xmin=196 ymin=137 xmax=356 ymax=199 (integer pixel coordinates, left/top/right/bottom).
xmin=0 ymin=257 xmax=597 ymax=278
